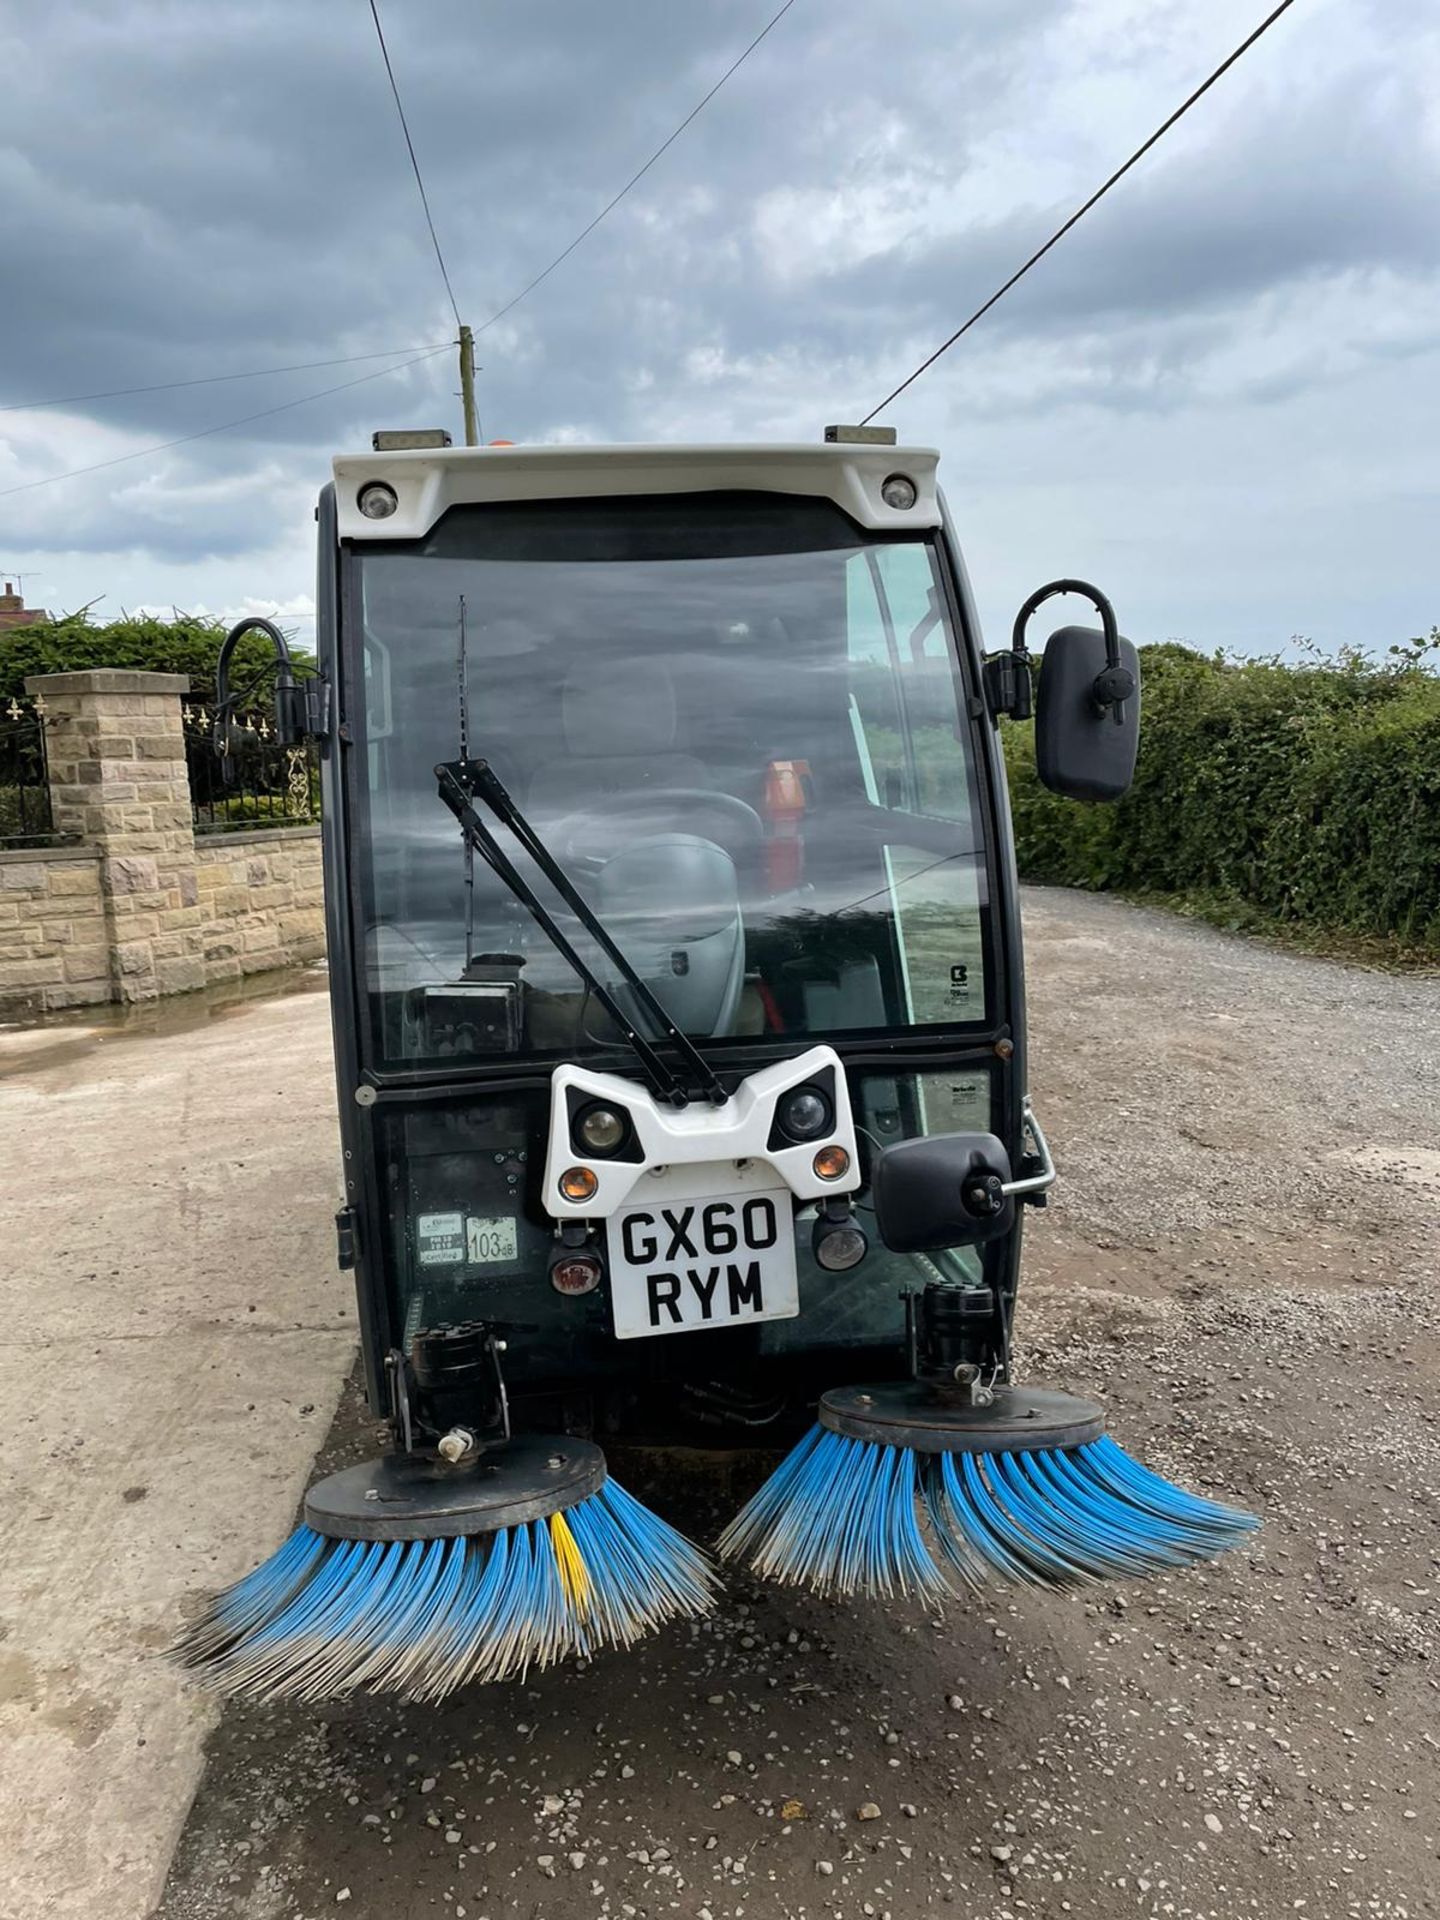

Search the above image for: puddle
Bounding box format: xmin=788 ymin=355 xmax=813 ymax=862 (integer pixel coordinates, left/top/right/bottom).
xmin=0 ymin=962 xmax=329 ymax=1079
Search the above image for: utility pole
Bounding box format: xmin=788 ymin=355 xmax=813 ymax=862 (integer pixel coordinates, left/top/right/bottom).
xmin=458 ymin=326 xmax=479 ymax=447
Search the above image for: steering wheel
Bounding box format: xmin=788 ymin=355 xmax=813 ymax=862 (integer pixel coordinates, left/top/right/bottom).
xmin=549 ymin=789 xmax=765 ymax=866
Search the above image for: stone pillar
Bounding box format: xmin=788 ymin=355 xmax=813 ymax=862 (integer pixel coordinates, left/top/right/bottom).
xmin=27 ymin=669 xmax=207 ymax=1002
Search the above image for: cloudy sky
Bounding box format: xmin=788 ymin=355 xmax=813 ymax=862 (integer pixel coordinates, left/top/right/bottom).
xmin=1 ymin=0 xmax=1435 ymax=657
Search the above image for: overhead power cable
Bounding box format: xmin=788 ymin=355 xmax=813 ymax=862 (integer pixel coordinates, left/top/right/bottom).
xmin=5 ymin=0 xmax=801 ymax=435
xmin=368 ymin=0 xmax=463 ymax=330
xmin=0 ymin=344 xmax=452 ymax=415
xmin=474 ymin=0 xmax=800 ymax=338
xmin=0 ymin=346 xmax=450 ymax=501
xmin=859 ymin=0 xmax=1301 ymax=423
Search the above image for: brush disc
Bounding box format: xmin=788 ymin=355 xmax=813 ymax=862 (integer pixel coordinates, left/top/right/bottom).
xmin=819 ymin=1383 xmax=1105 ymax=1454
xmin=304 ymin=1437 xmax=606 ymax=1542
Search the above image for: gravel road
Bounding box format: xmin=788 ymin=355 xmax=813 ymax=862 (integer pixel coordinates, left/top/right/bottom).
xmin=158 ymin=888 xmax=1440 ymax=1920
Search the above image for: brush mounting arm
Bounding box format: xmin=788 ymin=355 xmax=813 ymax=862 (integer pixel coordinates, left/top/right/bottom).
xmin=902 ymin=1280 xmax=1005 ymax=1397
xmin=409 ymin=1319 xmax=511 ymax=1451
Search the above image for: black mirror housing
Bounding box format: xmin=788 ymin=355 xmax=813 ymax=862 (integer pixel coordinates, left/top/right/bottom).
xmin=1035 ymin=624 xmax=1141 ymax=801
xmin=870 ymin=1131 xmax=1015 ymax=1252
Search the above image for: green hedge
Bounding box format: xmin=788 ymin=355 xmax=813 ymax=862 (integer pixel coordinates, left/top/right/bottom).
xmin=1003 ymin=638 xmax=1440 ymax=954
xmin=0 ymin=612 xmax=314 ymax=706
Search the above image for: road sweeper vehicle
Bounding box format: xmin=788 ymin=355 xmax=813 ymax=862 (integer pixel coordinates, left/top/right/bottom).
xmin=180 ymin=429 xmax=1255 ymax=1701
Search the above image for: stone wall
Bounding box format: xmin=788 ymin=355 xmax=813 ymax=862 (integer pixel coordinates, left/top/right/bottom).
xmin=0 ymin=846 xmax=109 ymax=1017
xmin=36 ymin=669 xmax=209 ymax=1004
xmin=0 ymin=670 xmax=327 ymax=1019
xmin=193 ymin=828 xmax=324 ymax=981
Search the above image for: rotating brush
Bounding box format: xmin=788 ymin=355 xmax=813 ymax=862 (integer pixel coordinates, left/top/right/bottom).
xmin=175 ymin=1437 xmax=716 ymax=1701
xmin=718 ymin=1382 xmax=1258 ymax=1600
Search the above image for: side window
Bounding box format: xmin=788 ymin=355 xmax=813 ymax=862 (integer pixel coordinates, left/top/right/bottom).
xmin=846 ymin=546 xmax=987 ymax=1027
xmin=846 ymin=547 xmax=972 ymax=826
xmin=362 ymin=633 xmax=393 ymax=793
xmin=845 ymin=553 xmax=909 ymax=809
xmin=871 ymin=544 xmax=972 ymax=826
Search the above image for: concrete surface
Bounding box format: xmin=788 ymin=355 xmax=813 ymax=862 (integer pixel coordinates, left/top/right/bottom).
xmin=156 ymin=891 xmax=1440 ymax=1920
xmin=5 ymin=895 xmax=1440 ymax=1920
xmin=0 ymin=975 xmax=353 ymax=1920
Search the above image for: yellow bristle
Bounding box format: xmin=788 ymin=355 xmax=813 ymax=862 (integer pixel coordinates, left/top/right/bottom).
xmin=549 ymin=1509 xmax=591 ymax=1619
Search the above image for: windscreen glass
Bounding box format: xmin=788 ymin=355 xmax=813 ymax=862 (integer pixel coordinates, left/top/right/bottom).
xmin=350 ymin=492 xmax=993 ymax=1070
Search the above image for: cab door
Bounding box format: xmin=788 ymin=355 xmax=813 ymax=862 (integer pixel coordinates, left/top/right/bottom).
xmin=844 ymin=544 xmax=988 ymax=1032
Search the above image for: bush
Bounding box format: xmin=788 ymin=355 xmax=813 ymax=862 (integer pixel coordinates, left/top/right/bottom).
xmin=0 ymin=611 xmax=314 ymax=706
xmin=1003 ymin=636 xmax=1440 ymax=954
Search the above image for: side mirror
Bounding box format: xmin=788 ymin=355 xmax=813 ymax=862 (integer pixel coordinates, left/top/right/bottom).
xmin=1035 ymin=622 xmax=1140 ymax=801
xmin=214 ymin=615 xmax=317 ymax=756
xmin=870 ymin=1131 xmax=1015 ymax=1252
xmin=992 ymin=579 xmax=1140 ymax=802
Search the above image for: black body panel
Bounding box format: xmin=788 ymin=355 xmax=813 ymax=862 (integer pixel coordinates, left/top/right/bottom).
xmin=313 ymin=482 xmax=1030 ymax=1436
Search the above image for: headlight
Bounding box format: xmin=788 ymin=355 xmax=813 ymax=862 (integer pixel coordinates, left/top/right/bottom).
xmin=575 ymin=1103 xmax=628 ymax=1156
xmin=357 ymin=481 xmax=399 ymax=519
xmin=777 ymin=1084 xmax=832 ymax=1143
xmin=880 ymin=473 xmax=918 ymax=511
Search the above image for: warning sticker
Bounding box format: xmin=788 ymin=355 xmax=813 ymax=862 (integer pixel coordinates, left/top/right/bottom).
xmin=416 ymin=1211 xmax=465 ymax=1268
xmin=466 ymin=1216 xmax=519 ymax=1264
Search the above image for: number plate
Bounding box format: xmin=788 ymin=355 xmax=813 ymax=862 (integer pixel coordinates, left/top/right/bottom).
xmin=605 ymin=1186 xmax=799 ymax=1341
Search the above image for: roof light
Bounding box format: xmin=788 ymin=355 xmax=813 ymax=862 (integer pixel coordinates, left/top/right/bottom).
xmin=371 ymin=428 xmax=451 ymax=450
xmin=880 ymin=473 xmax=918 ymax=511
xmin=825 ymin=424 xmax=898 ymax=445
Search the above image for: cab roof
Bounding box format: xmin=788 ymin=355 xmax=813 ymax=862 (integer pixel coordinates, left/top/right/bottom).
xmin=332 ymin=440 xmax=940 ymax=542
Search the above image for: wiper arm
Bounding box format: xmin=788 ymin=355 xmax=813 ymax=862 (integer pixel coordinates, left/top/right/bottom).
xmin=434 ymin=758 xmax=728 ymax=1108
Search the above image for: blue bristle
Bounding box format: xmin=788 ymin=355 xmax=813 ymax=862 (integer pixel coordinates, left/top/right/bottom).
xmin=567 ymin=1479 xmax=714 ymax=1648
xmin=177 ymin=1524 xmax=328 ymax=1662
xmin=175 ymin=1478 xmax=718 ymax=1702
xmin=718 ymin=1426 xmax=1258 ymax=1599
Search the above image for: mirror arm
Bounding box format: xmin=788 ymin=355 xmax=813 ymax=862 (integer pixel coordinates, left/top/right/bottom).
xmin=981 ymin=645 xmax=1032 ymax=721
xmin=214 ymin=615 xmax=327 ymax=751
xmin=1013 ymin=578 xmax=1134 ymax=726
xmin=999 ymin=1101 xmax=1056 ymax=1200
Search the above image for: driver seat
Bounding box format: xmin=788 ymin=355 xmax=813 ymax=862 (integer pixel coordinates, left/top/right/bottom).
xmin=524 ymin=658 xmax=748 ymax=1041
xmin=525 ymin=659 xmax=709 ymax=823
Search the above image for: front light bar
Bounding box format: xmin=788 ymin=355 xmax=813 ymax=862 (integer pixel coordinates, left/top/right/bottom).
xmin=541 ymin=1045 xmax=861 ymax=1221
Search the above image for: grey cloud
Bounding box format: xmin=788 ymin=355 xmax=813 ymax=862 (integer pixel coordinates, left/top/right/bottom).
xmin=871 ymin=78 xmax=1436 ymax=334
xmin=0 ymin=0 xmax=1434 ymax=659
xmin=0 ymin=0 xmax=1055 ymax=434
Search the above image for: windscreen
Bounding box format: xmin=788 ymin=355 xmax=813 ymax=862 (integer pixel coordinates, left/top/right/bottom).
xmin=348 ymin=492 xmax=992 ymax=1070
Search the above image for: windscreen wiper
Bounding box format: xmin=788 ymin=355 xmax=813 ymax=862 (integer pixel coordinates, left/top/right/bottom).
xmin=435 ymin=758 xmax=728 ymax=1108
